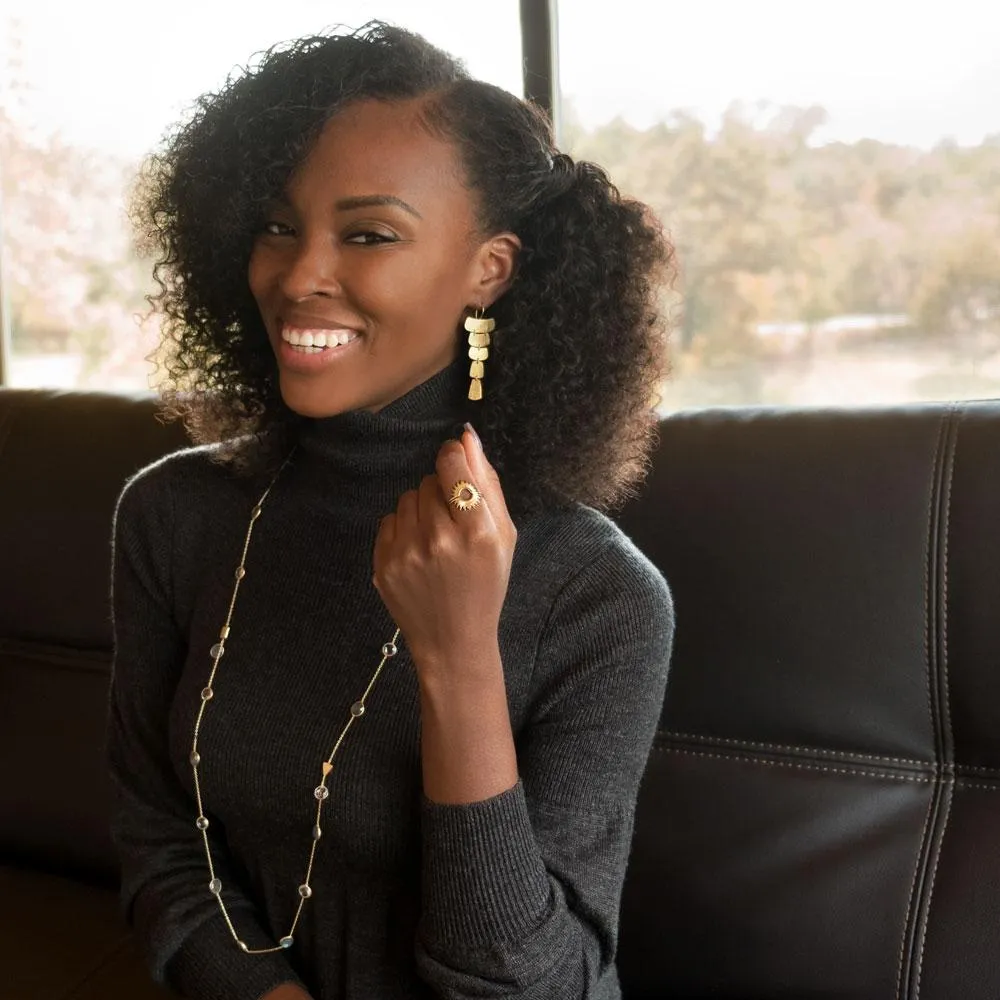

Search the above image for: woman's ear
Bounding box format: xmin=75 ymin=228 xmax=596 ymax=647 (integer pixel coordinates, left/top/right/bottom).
xmin=472 ymin=231 xmax=521 ymax=307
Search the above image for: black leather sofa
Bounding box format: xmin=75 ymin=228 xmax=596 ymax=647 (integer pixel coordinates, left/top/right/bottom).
xmin=2 ymin=387 xmax=999 ymax=999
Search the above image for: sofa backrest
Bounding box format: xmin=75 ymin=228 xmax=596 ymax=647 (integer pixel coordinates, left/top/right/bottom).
xmin=615 ymin=402 xmax=1000 ymax=1000
xmin=0 ymin=389 xmax=187 ymax=881
xmin=2 ymin=388 xmax=999 ymax=999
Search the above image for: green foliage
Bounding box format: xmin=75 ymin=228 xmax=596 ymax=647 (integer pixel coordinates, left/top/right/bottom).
xmin=566 ymin=102 xmax=1000 ymax=398
xmin=0 ymin=103 xmax=158 ymax=385
xmin=2 ymin=85 xmax=997 ymax=398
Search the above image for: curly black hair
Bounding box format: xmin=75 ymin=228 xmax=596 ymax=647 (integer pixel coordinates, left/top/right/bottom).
xmin=133 ymin=21 xmax=674 ymax=512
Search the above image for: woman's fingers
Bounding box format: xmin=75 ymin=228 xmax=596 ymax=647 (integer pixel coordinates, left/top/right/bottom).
xmin=374 ymin=487 xmax=418 ymax=582
xmin=435 ymin=438 xmax=496 ymax=532
xmin=417 ymin=473 xmax=448 ymax=528
xmin=372 ymin=512 xmax=396 ymax=587
xmin=460 ymin=424 xmax=512 ymax=527
xmin=395 ymin=487 xmax=419 ymax=528
xmin=374 ymin=434 xmax=516 ymax=662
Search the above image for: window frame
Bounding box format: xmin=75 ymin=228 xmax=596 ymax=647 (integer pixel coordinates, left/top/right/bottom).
xmin=0 ymin=178 xmax=11 ymax=386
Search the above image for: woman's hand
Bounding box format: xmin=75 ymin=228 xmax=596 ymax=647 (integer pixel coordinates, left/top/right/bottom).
xmin=373 ymin=425 xmax=517 ymax=679
xmin=375 ymin=423 xmax=520 ymax=803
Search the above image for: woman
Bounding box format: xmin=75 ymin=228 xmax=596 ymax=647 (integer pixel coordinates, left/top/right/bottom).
xmin=110 ymin=21 xmax=675 ymax=1000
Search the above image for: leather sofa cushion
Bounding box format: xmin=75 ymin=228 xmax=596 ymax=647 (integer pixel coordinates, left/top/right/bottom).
xmin=0 ymin=390 xmax=186 ymax=879
xmin=615 ymin=402 xmax=1000 ymax=1000
xmin=0 ymin=389 xmax=187 ymax=650
xmin=2 ymin=865 xmax=172 ymax=1000
xmin=0 ymin=641 xmax=118 ymax=879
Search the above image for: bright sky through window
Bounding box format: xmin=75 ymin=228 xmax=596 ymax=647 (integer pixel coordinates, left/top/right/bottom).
xmin=2 ymin=0 xmax=997 ymax=157
xmin=0 ymin=1 xmax=523 ymax=157
xmin=558 ymin=0 xmax=1000 ymax=147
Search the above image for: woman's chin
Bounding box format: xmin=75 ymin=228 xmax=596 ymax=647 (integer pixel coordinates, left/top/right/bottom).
xmin=278 ymin=376 xmax=354 ymax=419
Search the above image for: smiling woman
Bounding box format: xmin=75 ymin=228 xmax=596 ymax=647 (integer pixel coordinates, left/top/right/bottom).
xmin=132 ymin=25 xmax=671 ymax=510
xmin=0 ymin=1 xmax=524 ymax=390
xmin=111 ymin=21 xmax=675 ymax=1000
xmin=248 ymin=97 xmax=519 ymax=418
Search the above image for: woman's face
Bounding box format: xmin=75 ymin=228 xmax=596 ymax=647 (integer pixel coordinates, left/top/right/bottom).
xmin=249 ymin=97 xmax=517 ymax=418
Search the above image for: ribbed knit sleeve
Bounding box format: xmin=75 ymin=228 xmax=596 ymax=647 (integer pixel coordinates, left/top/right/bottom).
xmin=415 ymin=534 xmax=674 ymax=999
xmin=108 ymin=467 xmax=304 ymax=1000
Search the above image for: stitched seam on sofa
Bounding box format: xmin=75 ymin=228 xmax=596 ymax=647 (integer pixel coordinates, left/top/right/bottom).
xmin=659 ymin=731 xmax=929 ymax=768
xmin=908 ymin=410 xmax=959 ymax=1000
xmin=898 ymin=409 xmax=945 ymax=1000
xmin=954 ymin=780 xmax=1000 ymax=791
xmin=898 ymin=406 xmax=957 ymax=1000
xmin=907 ymin=410 xmax=959 ymax=1000
xmin=650 ymin=746 xmax=936 ymax=783
xmin=937 ymin=405 xmax=958 ymax=762
xmin=896 ymin=794 xmax=936 ymax=1000
xmin=913 ymin=782 xmax=954 ymax=1000
xmin=922 ymin=411 xmax=945 ymax=761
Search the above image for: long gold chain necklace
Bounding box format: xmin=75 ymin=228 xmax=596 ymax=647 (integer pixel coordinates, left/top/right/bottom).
xmin=189 ymin=465 xmax=401 ymax=955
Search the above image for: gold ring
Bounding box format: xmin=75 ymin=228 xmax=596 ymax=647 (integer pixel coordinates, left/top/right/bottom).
xmin=448 ymin=480 xmax=483 ymax=512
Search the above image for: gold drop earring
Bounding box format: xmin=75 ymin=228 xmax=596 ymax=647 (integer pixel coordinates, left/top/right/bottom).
xmin=464 ymin=307 xmax=495 ymax=401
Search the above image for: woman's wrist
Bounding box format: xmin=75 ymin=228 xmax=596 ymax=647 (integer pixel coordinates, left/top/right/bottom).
xmin=417 ymin=642 xmax=518 ymax=805
xmin=410 ymin=633 xmax=503 ymax=690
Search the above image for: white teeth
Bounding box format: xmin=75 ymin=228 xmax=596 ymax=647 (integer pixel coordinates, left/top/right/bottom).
xmin=282 ymin=327 xmax=357 ymax=349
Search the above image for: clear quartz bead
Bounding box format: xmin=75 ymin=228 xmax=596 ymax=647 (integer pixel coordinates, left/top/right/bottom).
xmin=350 ymin=701 xmax=365 ymax=718
xmin=196 ymin=815 xmax=209 ymax=831
xmin=235 ymin=566 xmax=246 ymax=580
xmin=382 ymin=642 xmax=398 ymax=658
xmin=189 ymin=751 xmax=200 ymax=766
xmin=314 ymin=785 xmax=329 ymax=801
xmin=280 ymin=936 xmax=294 ymax=949
xmin=209 ymin=878 xmax=222 ymax=895
xmin=298 ymin=884 xmax=312 ymax=899
xmin=201 ymin=687 xmax=214 ymax=701
xmin=312 ymin=825 xmax=322 ymax=841
xmin=210 ymin=642 xmax=225 ymax=659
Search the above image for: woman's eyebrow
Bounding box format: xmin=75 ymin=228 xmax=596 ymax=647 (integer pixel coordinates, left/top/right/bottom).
xmin=335 ymin=194 xmax=423 ymax=219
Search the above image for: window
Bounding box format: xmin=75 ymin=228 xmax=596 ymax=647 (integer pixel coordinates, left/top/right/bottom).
xmin=557 ymin=0 xmax=1000 ymax=407
xmin=0 ymin=2 xmax=522 ymax=389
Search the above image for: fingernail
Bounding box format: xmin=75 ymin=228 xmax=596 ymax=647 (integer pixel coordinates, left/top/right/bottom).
xmin=463 ymin=422 xmax=482 ymax=449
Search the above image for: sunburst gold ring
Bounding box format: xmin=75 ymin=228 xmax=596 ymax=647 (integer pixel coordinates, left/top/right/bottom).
xmin=448 ymin=480 xmax=483 ymax=512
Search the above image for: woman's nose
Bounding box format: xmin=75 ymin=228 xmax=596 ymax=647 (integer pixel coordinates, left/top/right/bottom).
xmin=278 ymin=235 xmax=343 ymax=300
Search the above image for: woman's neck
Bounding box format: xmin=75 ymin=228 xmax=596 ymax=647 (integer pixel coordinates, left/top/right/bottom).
xmin=291 ymin=360 xmax=468 ymax=515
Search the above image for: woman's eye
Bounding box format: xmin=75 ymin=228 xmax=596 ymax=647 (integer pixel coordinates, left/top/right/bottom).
xmin=345 ymin=231 xmax=395 ymax=246
xmin=261 ymin=220 xmax=294 ymax=237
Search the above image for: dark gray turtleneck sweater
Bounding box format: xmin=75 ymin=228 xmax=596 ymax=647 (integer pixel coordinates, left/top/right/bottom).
xmin=108 ymin=363 xmax=673 ymax=1000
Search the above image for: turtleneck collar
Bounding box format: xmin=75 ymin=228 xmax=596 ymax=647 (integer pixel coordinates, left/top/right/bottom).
xmin=291 ymin=360 xmax=469 ymax=515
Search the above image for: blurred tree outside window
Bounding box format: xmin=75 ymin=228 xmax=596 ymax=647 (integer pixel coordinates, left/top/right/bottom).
xmin=557 ymin=0 xmax=1000 ymax=408
xmin=0 ymin=1 xmax=522 ymax=390
xmin=4 ymin=2 xmax=998 ymax=406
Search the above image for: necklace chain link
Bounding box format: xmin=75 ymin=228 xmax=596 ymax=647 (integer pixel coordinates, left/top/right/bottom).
xmin=189 ymin=467 xmax=401 ymax=955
